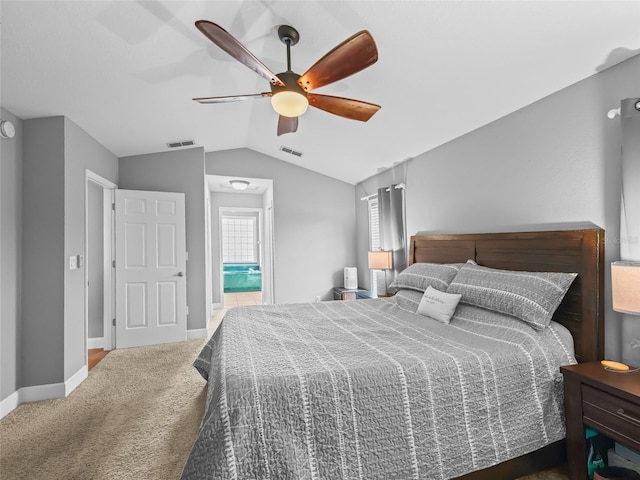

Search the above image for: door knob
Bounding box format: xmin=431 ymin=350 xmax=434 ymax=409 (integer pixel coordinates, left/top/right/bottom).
xmin=175 ymin=272 xmax=184 ymax=277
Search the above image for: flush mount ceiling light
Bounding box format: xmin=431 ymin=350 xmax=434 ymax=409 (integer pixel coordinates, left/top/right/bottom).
xmin=229 ymin=180 xmax=250 ymax=191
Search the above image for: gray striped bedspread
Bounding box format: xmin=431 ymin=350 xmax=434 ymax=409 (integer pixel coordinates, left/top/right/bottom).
xmin=182 ymin=298 xmax=576 ymax=480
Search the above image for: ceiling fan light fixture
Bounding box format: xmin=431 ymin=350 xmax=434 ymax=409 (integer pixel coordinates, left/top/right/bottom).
xmin=194 ymin=21 xmax=380 ymax=134
xmin=271 ymin=91 xmax=309 ymax=117
xmin=230 ymin=180 xmax=250 ymax=191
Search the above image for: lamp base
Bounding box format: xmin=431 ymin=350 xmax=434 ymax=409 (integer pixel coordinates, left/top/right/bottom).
xmin=601 ymin=360 xmax=640 ymax=373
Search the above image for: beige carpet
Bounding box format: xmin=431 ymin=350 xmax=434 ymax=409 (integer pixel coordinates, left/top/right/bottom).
xmin=1 ymin=311 xmax=568 ymax=480
xmin=0 ymin=337 xmax=209 ymax=480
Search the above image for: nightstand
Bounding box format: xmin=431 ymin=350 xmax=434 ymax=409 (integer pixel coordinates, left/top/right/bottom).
xmin=560 ymin=362 xmax=640 ymax=480
xmin=333 ymin=287 xmax=376 ymax=301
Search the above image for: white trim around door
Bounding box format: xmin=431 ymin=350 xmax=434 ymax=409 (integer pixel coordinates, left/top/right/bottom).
xmin=85 ymin=170 xmax=117 ymax=363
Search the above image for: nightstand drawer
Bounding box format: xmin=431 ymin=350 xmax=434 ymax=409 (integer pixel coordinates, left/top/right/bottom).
xmin=582 ymin=384 xmax=640 ymax=450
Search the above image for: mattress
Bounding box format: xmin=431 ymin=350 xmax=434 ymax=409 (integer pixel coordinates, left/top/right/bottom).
xmin=182 ymin=298 xmax=576 ymax=480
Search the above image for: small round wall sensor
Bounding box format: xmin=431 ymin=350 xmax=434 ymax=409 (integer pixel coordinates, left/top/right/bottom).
xmin=0 ymin=120 xmax=16 ymax=139
xmin=635 ymin=99 xmax=640 ymax=111
xmin=607 ymin=108 xmax=620 ymax=119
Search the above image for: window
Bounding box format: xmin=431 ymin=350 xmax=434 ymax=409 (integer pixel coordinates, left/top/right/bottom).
xmin=367 ymin=197 xmax=384 ymax=294
xmin=222 ymin=215 xmax=257 ymax=263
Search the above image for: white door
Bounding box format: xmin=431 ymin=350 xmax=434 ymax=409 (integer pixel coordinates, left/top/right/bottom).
xmin=115 ymin=189 xmax=187 ymax=348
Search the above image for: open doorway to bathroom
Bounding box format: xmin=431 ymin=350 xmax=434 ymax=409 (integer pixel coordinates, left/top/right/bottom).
xmin=220 ymin=210 xmax=263 ymax=306
xmin=207 ymin=175 xmax=274 ymax=309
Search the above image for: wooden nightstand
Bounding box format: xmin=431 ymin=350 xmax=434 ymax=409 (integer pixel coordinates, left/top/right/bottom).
xmin=560 ymin=362 xmax=640 ymax=480
xmin=333 ymin=287 xmax=376 ymax=301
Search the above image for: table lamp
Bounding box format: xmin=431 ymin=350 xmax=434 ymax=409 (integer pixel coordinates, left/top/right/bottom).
xmin=605 ymin=261 xmax=640 ymax=371
xmin=368 ymin=250 xmax=393 ymax=295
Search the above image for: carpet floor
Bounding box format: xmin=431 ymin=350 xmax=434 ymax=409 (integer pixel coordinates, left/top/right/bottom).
xmin=0 ymin=314 xmax=569 ymax=480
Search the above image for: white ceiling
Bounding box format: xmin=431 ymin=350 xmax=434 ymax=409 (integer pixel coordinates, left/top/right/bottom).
xmin=2 ymin=1 xmax=639 ymax=185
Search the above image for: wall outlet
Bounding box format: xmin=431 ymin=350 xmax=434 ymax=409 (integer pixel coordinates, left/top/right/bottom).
xmin=315 ymin=295 xmax=321 ymax=302
xmin=69 ymin=255 xmax=78 ymax=270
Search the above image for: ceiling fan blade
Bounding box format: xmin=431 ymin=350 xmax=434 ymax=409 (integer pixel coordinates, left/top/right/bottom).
xmin=277 ymin=115 xmax=298 ymax=136
xmin=195 ymin=20 xmax=285 ymax=87
xmin=297 ymin=30 xmax=378 ymax=92
xmin=193 ymin=92 xmax=272 ymax=104
xmin=307 ymin=93 xmax=380 ymax=122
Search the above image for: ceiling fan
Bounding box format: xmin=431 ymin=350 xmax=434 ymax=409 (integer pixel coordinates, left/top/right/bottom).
xmin=193 ymin=20 xmax=381 ymax=136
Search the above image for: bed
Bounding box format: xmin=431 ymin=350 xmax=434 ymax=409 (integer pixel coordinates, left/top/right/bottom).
xmin=182 ymin=225 xmax=604 ymax=480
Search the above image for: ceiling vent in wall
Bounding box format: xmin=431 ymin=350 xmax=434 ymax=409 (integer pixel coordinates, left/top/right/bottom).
xmin=280 ymin=146 xmax=303 ymax=157
xmin=167 ymin=139 xmax=195 ymax=148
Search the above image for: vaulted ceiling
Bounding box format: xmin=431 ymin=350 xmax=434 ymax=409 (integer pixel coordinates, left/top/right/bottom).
xmin=2 ymin=1 xmax=639 ymax=184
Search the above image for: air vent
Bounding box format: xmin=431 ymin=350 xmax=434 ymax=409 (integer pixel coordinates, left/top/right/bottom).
xmin=280 ymin=146 xmax=303 ymax=157
xmin=167 ymin=140 xmax=195 ymax=148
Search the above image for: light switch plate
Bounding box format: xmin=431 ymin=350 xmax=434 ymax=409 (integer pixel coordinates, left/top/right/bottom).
xmin=69 ymin=255 xmax=78 ymax=270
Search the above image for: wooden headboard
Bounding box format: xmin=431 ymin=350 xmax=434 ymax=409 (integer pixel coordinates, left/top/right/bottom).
xmin=408 ymin=226 xmax=605 ymax=363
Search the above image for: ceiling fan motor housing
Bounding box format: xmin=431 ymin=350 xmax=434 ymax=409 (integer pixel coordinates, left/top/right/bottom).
xmin=270 ymin=71 xmax=307 ymax=97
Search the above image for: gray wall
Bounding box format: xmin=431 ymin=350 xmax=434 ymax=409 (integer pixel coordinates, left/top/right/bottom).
xmin=1 ymin=108 xmax=22 ymax=401
xmin=210 ymin=191 xmax=264 ymax=305
xmin=63 ymin=117 xmax=119 ymax=379
xmin=206 ymin=149 xmax=357 ymax=303
xmin=355 ymin=53 xmax=640 ymax=363
xmin=13 ymin=115 xmax=118 ymax=393
xmin=119 ymin=147 xmax=208 ymax=331
xmin=21 ymin=117 xmax=66 ymax=387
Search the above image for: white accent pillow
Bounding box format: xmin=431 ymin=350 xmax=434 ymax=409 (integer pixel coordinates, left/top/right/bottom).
xmin=417 ymin=286 xmax=462 ymax=324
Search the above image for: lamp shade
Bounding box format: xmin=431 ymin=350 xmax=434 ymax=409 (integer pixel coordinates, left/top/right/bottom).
xmin=368 ymin=250 xmax=393 ymax=270
xmin=611 ymin=261 xmax=640 ymax=315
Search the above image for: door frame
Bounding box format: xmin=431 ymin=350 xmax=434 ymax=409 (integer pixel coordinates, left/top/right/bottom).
xmin=265 ymin=201 xmax=276 ymax=304
xmin=84 ymin=170 xmax=116 ymax=360
xmin=218 ymin=207 xmax=269 ymax=306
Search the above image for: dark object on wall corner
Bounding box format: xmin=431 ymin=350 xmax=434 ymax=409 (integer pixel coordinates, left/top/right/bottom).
xmin=594 ymin=467 xmax=640 ymax=480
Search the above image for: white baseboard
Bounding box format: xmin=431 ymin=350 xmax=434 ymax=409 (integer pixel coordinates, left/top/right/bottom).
xmin=187 ymin=328 xmax=208 ymax=340
xmin=0 ymin=365 xmax=88 ymax=419
xmin=0 ymin=391 xmax=20 ymax=419
xmin=16 ymin=382 xmax=65 ymax=404
xmin=87 ymin=337 xmax=106 ymax=349
xmin=65 ymin=365 xmax=88 ymax=395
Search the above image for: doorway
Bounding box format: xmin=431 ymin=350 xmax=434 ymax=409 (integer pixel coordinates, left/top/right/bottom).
xmin=219 ymin=208 xmax=264 ymax=307
xmin=207 ymin=175 xmax=274 ymax=309
xmin=84 ymin=170 xmax=116 ymax=365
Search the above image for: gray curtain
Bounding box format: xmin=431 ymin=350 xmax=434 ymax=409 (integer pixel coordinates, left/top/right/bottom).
xmin=378 ymin=184 xmax=406 ymax=289
xmin=619 ymin=97 xmax=640 ymax=365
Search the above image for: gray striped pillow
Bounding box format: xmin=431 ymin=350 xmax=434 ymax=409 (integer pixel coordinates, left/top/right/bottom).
xmin=446 ymin=261 xmax=577 ymax=330
xmin=393 ymin=289 xmax=424 ymax=313
xmin=389 ymin=262 xmax=463 ymax=293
